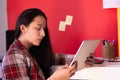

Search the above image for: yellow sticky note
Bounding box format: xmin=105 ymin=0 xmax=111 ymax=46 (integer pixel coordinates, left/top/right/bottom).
xmin=59 ymin=21 xmax=66 ymax=31
xmin=65 ymin=15 xmax=73 ymax=25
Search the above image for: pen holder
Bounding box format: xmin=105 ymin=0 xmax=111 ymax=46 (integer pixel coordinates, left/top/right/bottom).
xmin=102 ymin=46 xmax=115 ymax=59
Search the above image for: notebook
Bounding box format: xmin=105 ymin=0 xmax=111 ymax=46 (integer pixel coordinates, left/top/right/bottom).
xmin=69 ymin=39 xmax=100 ymax=71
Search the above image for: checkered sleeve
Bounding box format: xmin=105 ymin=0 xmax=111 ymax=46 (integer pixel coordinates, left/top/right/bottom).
xmin=1 ymin=51 xmax=30 ymax=80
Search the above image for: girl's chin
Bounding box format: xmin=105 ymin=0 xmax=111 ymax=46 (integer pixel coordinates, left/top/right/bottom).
xmin=32 ymin=40 xmax=41 ymax=46
xmin=35 ymin=43 xmax=40 ymax=46
xmin=33 ymin=42 xmax=41 ymax=46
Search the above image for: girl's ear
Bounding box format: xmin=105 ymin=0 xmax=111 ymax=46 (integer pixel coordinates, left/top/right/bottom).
xmin=20 ymin=24 xmax=27 ymax=33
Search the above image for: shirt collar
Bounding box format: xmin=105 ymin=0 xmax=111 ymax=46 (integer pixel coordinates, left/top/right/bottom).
xmin=13 ymin=39 xmax=31 ymax=57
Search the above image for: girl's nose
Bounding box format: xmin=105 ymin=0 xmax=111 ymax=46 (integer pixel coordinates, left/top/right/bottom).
xmin=40 ymin=28 xmax=45 ymax=37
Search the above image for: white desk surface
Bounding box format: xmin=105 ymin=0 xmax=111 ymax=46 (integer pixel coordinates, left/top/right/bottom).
xmin=70 ymin=62 xmax=120 ymax=80
xmin=70 ymin=67 xmax=120 ymax=80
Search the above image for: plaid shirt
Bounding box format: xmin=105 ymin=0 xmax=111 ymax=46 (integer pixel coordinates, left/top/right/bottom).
xmin=1 ymin=39 xmax=45 ymax=80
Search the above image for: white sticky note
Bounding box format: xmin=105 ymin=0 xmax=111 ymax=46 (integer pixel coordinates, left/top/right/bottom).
xmin=103 ymin=0 xmax=120 ymax=9
xmin=59 ymin=21 xmax=66 ymax=31
xmin=65 ymin=15 xmax=73 ymax=25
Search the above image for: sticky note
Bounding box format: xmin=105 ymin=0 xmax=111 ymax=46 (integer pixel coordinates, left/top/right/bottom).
xmin=59 ymin=21 xmax=66 ymax=31
xmin=65 ymin=15 xmax=73 ymax=25
xmin=103 ymin=0 xmax=120 ymax=9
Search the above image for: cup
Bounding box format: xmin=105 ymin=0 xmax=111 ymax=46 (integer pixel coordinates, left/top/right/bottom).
xmin=102 ymin=46 xmax=115 ymax=59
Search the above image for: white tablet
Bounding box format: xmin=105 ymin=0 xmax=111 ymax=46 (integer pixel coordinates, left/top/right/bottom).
xmin=69 ymin=39 xmax=100 ymax=71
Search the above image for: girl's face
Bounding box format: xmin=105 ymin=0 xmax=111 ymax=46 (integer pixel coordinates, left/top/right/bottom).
xmin=23 ymin=16 xmax=46 ymax=46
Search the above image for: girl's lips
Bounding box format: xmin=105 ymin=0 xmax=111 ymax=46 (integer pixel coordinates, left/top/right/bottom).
xmin=38 ymin=38 xmax=43 ymax=42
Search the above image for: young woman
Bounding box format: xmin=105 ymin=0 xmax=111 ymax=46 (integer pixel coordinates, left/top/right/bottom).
xmin=1 ymin=8 xmax=77 ymax=80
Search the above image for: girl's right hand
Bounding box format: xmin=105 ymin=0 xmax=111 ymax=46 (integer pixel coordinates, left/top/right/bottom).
xmin=48 ymin=62 xmax=77 ymax=80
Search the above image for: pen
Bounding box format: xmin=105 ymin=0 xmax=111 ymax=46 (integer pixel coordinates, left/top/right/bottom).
xmin=110 ymin=41 xmax=113 ymax=46
xmin=112 ymin=40 xmax=115 ymax=45
xmin=102 ymin=40 xmax=106 ymax=45
xmin=104 ymin=41 xmax=108 ymax=46
xmin=107 ymin=40 xmax=110 ymax=46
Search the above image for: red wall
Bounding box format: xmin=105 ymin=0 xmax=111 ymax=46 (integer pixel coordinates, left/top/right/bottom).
xmin=7 ymin=0 xmax=118 ymax=57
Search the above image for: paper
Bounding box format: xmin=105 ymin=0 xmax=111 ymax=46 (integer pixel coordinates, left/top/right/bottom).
xmin=103 ymin=0 xmax=120 ymax=9
xmin=65 ymin=15 xmax=73 ymax=25
xmin=58 ymin=15 xmax=73 ymax=31
xmin=59 ymin=21 xmax=66 ymax=31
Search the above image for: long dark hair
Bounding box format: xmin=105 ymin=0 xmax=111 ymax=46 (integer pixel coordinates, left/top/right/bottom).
xmin=30 ymin=27 xmax=55 ymax=78
xmin=15 ymin=8 xmax=55 ymax=78
xmin=15 ymin=8 xmax=47 ymax=38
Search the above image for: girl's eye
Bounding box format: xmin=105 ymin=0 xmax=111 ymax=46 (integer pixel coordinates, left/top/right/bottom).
xmin=35 ymin=26 xmax=41 ymax=30
xmin=37 ymin=28 xmax=41 ymax=30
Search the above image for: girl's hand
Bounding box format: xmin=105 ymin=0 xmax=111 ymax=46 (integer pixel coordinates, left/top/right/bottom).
xmin=85 ymin=53 xmax=95 ymax=67
xmin=49 ymin=63 xmax=77 ymax=80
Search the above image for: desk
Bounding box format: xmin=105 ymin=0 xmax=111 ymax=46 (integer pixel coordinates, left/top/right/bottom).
xmin=70 ymin=67 xmax=120 ymax=80
xmin=70 ymin=61 xmax=120 ymax=80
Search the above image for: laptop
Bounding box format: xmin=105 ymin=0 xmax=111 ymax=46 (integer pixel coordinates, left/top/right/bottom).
xmin=69 ymin=39 xmax=100 ymax=71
